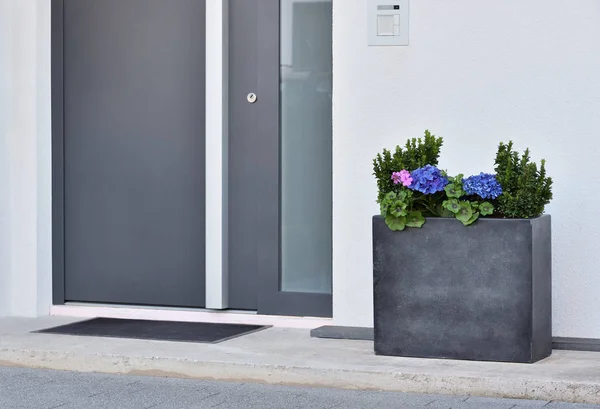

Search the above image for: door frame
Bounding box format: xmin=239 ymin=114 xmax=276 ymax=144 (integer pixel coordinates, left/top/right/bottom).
xmin=51 ymin=0 xmax=65 ymax=305
xmin=253 ymin=0 xmax=332 ymax=317
xmin=51 ymin=0 xmax=334 ymax=317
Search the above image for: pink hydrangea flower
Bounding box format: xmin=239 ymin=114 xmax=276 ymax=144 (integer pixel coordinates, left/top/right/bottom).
xmin=391 ymin=170 xmax=413 ymax=187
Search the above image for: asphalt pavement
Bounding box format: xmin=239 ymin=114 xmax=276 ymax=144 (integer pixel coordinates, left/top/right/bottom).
xmin=1 ymin=366 xmax=599 ymax=409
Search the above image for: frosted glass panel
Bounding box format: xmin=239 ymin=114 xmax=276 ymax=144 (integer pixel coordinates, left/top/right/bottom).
xmin=280 ymin=0 xmax=332 ymax=294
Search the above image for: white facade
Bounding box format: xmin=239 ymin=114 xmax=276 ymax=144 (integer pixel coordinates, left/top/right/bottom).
xmin=0 ymin=0 xmax=52 ymax=317
xmin=333 ymin=0 xmax=600 ymax=337
xmin=1 ymin=1 xmax=600 ymax=338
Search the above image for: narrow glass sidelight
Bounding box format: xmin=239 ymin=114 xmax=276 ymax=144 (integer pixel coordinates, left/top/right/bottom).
xmin=280 ymin=0 xmax=333 ymax=294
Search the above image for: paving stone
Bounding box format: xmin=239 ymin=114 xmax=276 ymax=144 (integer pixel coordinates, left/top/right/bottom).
xmin=465 ymin=396 xmax=550 ymax=407
xmin=341 ymin=390 xmax=440 ymax=408
xmin=2 ymin=367 xmax=600 ymax=409
xmin=191 ymin=382 xmax=308 ymax=408
xmin=426 ymin=400 xmax=514 ymax=409
xmin=545 ymin=403 xmax=600 ymax=409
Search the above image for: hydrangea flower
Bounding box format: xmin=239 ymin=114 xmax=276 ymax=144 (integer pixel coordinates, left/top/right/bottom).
xmin=391 ymin=170 xmax=413 ymax=187
xmin=462 ymin=173 xmax=503 ymax=199
xmin=409 ymin=165 xmax=448 ymax=194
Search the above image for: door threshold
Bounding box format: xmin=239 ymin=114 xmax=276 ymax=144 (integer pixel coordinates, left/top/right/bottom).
xmin=49 ymin=304 xmax=332 ymax=329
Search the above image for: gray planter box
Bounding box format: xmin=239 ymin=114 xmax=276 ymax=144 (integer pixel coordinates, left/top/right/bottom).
xmin=373 ymin=215 xmax=552 ymax=363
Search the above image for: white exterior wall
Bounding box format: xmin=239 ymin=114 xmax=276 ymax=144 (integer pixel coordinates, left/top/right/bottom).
xmin=0 ymin=0 xmax=12 ymax=316
xmin=332 ymin=0 xmax=600 ymax=337
xmin=0 ymin=0 xmax=52 ymax=317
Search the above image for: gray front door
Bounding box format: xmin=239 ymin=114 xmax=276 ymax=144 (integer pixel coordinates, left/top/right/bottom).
xmin=228 ymin=0 xmax=333 ymax=317
xmin=54 ymin=0 xmax=206 ymax=307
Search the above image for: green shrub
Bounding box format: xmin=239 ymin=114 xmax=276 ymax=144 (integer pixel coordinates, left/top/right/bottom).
xmin=372 ymin=130 xmax=443 ymax=203
xmin=372 ymin=133 xmax=553 ymax=231
xmin=493 ymin=141 xmax=553 ymax=218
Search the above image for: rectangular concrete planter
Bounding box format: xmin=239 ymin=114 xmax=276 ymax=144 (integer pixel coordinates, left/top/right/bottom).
xmin=372 ymin=215 xmax=552 ymax=363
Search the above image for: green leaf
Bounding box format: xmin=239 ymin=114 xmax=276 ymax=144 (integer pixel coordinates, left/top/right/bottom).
xmin=380 ymin=191 xmax=397 ymax=215
xmin=436 ymin=203 xmax=454 ymax=218
xmin=461 ymin=212 xmax=479 ymax=226
xmin=385 ymin=214 xmax=407 ymax=231
xmin=406 ymin=211 xmax=425 ymax=228
xmin=455 ymin=202 xmax=473 ymax=223
xmin=444 ymin=184 xmax=464 ymax=199
xmin=440 ymin=208 xmax=454 ymax=218
xmin=443 ymin=198 xmax=461 ymax=214
xmin=384 ymin=191 xmax=397 ymax=201
xmin=379 ymin=203 xmax=387 ymax=216
xmin=397 ymin=190 xmax=409 ymax=201
xmin=479 ymin=201 xmax=494 ymax=216
xmin=390 ymin=200 xmax=408 ymax=217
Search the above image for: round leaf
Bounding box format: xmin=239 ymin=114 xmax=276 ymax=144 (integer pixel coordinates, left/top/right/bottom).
xmin=406 ymin=211 xmax=426 ymax=228
xmin=480 ymin=201 xmax=494 ymax=216
xmin=385 ymin=215 xmax=407 ymax=231
xmin=455 ymin=202 xmax=473 ymax=222
xmin=444 ymin=184 xmax=464 ymax=199
xmin=390 ymin=200 xmax=408 ymax=217
xmin=462 ymin=212 xmax=480 ymax=226
xmin=444 ymin=199 xmax=461 ymax=214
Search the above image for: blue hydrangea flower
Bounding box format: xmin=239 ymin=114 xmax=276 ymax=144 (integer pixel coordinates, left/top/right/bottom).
xmin=462 ymin=173 xmax=503 ymax=199
xmin=409 ymin=165 xmax=449 ymax=194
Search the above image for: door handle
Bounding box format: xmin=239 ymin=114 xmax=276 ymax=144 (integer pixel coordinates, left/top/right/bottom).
xmin=247 ymin=93 xmax=257 ymax=104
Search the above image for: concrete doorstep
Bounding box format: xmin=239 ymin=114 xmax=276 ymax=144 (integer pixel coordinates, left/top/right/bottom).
xmin=1 ymin=317 xmax=600 ymax=405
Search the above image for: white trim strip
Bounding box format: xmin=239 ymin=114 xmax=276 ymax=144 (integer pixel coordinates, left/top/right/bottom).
xmin=50 ymin=305 xmax=332 ymax=329
xmin=205 ymin=0 xmax=229 ymax=309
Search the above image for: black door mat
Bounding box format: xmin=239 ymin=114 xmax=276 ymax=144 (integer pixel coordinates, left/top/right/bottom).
xmin=33 ymin=318 xmax=270 ymax=344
